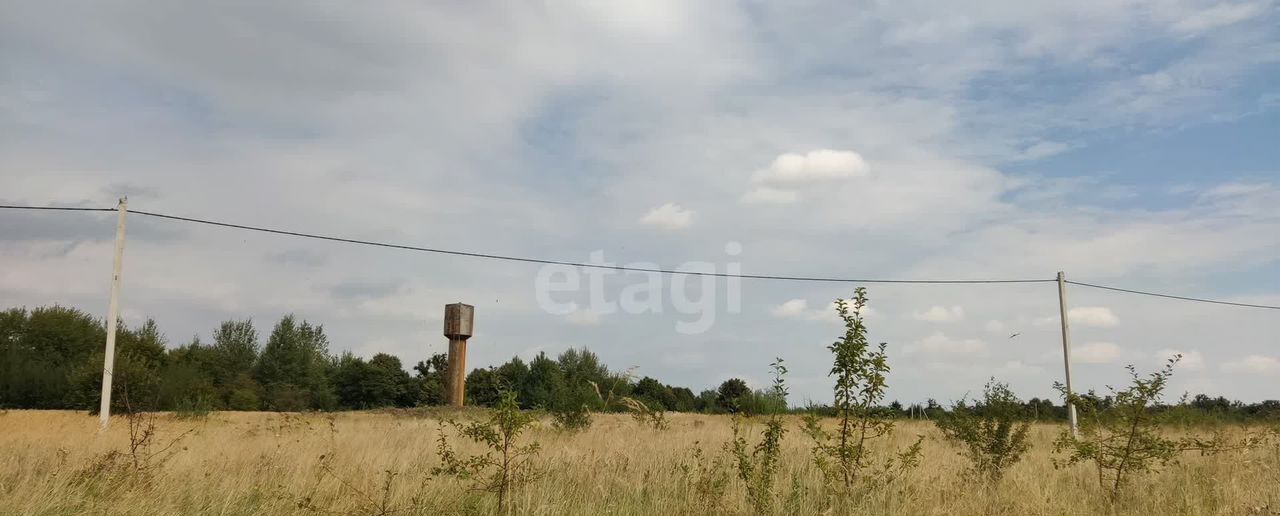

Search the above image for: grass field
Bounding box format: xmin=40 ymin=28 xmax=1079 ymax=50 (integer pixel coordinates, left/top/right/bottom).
xmin=0 ymin=410 xmax=1276 ymax=515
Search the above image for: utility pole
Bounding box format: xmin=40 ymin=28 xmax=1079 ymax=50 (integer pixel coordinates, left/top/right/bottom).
xmin=1057 ymin=271 xmax=1079 ymax=437
xmin=99 ymin=197 xmax=128 ymax=430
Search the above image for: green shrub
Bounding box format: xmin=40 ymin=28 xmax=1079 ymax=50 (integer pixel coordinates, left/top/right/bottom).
xmin=550 ymin=403 xmax=592 ymax=433
xmin=678 ymin=446 xmax=731 ymax=514
xmin=727 ymin=358 xmax=788 ymax=514
xmin=173 ymin=394 xmax=215 ymax=420
xmin=227 ymin=388 xmax=261 ymax=411
xmin=1053 ymin=355 xmax=1261 ymax=501
xmin=433 ymin=390 xmax=542 ymax=513
xmin=935 ymin=378 xmax=1030 ymax=482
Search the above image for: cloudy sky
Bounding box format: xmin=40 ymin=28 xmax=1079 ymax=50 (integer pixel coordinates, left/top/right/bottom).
xmin=2 ymin=1 xmax=1278 ymax=404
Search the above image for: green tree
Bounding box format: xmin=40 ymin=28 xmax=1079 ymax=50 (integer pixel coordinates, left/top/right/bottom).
xmin=632 ymin=376 xmax=679 ymax=411
xmin=414 ymin=353 xmax=449 ymax=405
xmin=254 ymin=315 xmax=335 ymax=411
xmin=696 ymin=389 xmax=718 ymax=412
xmin=208 ymin=319 xmax=258 ymax=405
xmin=557 ymin=348 xmax=611 ymax=411
xmin=331 ymin=352 xmax=413 ymax=409
xmin=66 ymin=318 xmax=168 ymax=412
xmin=370 ymin=353 xmax=417 ymax=407
xmin=716 ymin=378 xmax=750 ymax=413
xmin=670 ymin=387 xmax=698 ymax=412
xmin=802 ymin=288 xmax=923 ymax=495
xmin=466 ymin=367 xmax=503 ymax=407
xmin=495 ymin=357 xmax=530 ymax=405
xmin=158 ymin=336 xmax=219 ymax=411
xmin=1 ymin=306 xmax=105 ymax=409
xmin=522 ymin=352 xmax=565 ymax=409
xmin=332 ymin=353 xmax=373 ymax=409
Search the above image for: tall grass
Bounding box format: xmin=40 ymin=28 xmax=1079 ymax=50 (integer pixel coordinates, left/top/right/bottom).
xmin=0 ymin=410 xmax=1275 ymax=515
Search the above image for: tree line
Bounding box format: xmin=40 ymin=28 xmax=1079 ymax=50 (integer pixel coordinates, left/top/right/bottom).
xmin=1 ymin=304 xmax=1276 ymax=422
xmin=0 ymin=305 xmax=772 ymax=414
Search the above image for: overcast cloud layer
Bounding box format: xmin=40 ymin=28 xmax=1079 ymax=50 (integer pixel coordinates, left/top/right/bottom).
xmin=2 ymin=1 xmax=1278 ymax=404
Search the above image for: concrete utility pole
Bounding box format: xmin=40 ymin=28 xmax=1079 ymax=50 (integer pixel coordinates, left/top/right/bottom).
xmin=99 ymin=197 xmax=128 ymax=430
xmin=1057 ymin=271 xmax=1079 ymax=438
xmin=443 ymin=303 xmax=474 ymax=407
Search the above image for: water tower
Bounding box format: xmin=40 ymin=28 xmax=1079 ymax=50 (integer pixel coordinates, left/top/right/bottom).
xmin=443 ymin=303 xmax=474 ymax=407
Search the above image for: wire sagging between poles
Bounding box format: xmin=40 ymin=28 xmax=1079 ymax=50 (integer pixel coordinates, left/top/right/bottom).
xmin=3 ymin=203 xmax=1279 ymax=309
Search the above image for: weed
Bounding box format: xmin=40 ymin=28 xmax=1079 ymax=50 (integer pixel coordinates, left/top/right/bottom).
xmin=433 ymin=390 xmax=542 ymax=513
xmin=680 ymin=446 xmax=731 ymax=514
xmin=296 ymin=454 xmax=434 ymax=515
xmin=589 ymin=367 xmax=670 ymax=431
xmin=120 ymin=377 xmax=194 ymax=476
xmin=727 ymin=358 xmax=789 ymax=514
xmin=619 ymin=396 xmax=670 ymax=430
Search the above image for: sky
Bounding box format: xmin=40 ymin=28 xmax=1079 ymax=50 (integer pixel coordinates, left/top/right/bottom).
xmin=1 ymin=1 xmax=1278 ymax=405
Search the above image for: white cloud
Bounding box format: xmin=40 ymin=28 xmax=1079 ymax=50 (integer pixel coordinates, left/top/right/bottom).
xmin=741 ymin=186 xmax=799 ymax=205
xmin=1070 ymin=307 xmax=1120 ymax=328
xmin=984 ymin=320 xmax=1006 ymax=334
xmin=1155 ymin=348 xmax=1205 ymax=371
xmin=517 ymin=346 xmax=547 ymax=361
xmin=1170 ymin=2 xmax=1268 ymax=34
xmin=770 ymin=299 xmax=809 ymax=318
xmin=1221 ymin=355 xmax=1280 ymax=374
xmin=565 ymin=309 xmax=601 ymax=326
xmin=639 ymin=203 xmax=694 ymax=229
xmin=822 ymin=300 xmax=881 ymax=321
xmin=1074 ymin=342 xmax=1122 ymax=364
xmin=1001 ymin=360 xmax=1043 ymax=375
xmin=1035 ymin=306 xmax=1120 ymax=328
xmin=752 ymin=150 xmax=868 ymax=185
xmin=1013 ymin=141 xmax=1069 ymax=161
xmin=2 ymin=1 xmax=1279 ymax=407
xmin=904 ymin=332 xmax=987 ymax=355
xmin=1203 ymin=183 xmax=1271 ymax=198
xmin=770 ymin=298 xmax=880 ymax=322
xmin=913 ymin=305 xmax=965 ymax=323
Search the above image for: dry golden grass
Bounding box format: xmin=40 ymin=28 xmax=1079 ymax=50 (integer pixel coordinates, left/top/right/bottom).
xmin=0 ymin=409 xmax=1276 ymax=515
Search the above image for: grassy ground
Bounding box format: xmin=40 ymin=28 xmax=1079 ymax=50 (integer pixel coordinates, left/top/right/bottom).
xmin=0 ymin=409 xmax=1276 ymax=515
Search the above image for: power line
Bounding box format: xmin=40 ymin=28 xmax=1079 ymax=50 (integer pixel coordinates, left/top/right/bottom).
xmin=129 ymin=209 xmax=1050 ymax=285
xmin=6 ymin=203 xmax=1280 ymax=312
xmin=1065 ymin=280 xmax=1280 ymax=310
xmin=0 ymin=205 xmax=114 ymax=213
xmin=0 ymin=204 xmax=1050 ymax=284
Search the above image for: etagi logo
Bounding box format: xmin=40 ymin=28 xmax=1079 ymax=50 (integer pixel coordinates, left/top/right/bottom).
xmin=534 ymin=243 xmax=743 ymax=334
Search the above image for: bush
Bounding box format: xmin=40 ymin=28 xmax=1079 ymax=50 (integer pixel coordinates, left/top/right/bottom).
xmin=550 ymin=403 xmax=592 ymax=433
xmin=1052 ymin=355 xmax=1262 ymax=501
xmin=226 ymin=388 xmax=261 ymax=411
xmin=173 ymin=394 xmax=215 ymax=420
xmin=935 ymin=378 xmax=1030 ymax=482
xmin=265 ymin=384 xmax=311 ymax=412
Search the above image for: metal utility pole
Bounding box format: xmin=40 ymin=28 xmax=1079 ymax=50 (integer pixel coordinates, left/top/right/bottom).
xmin=99 ymin=198 xmax=128 ymax=430
xmin=443 ymin=303 xmax=474 ymax=407
xmin=1057 ymin=271 xmax=1079 ymax=437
